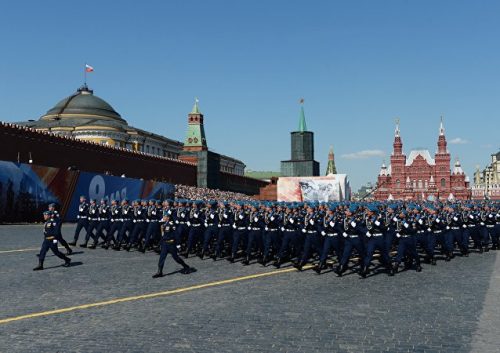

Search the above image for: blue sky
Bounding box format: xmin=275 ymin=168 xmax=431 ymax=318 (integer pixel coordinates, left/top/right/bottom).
xmin=1 ymin=0 xmax=499 ymax=190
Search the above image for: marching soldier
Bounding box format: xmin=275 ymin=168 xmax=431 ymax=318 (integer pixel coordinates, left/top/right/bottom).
xmin=81 ymin=199 xmax=99 ymax=248
xmin=241 ymin=204 xmax=261 ymax=265
xmin=103 ymin=199 xmax=121 ymax=249
xmin=183 ymin=201 xmax=204 ymax=257
xmin=33 ymin=211 xmax=71 ymax=271
xmin=152 ymin=214 xmax=195 ymax=278
xmin=114 ymin=199 xmax=133 ymax=250
xmin=314 ymin=207 xmax=343 ymax=274
xmin=335 ymin=206 xmax=364 ymax=277
xmin=393 ymin=210 xmax=422 ymax=273
xmin=70 ymin=195 xmax=89 ymax=246
xmin=201 ymin=201 xmax=219 ymax=259
xmin=47 ymin=203 xmax=72 ymax=255
xmin=213 ymin=202 xmax=233 ymax=260
xmin=274 ymin=205 xmax=300 ymax=268
xmin=90 ymin=198 xmax=110 ymax=249
xmin=294 ymin=205 xmax=321 ymax=271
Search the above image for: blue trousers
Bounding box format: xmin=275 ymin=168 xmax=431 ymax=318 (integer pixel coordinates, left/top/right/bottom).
xmin=175 ymin=224 xmax=188 ymax=245
xmin=84 ymin=220 xmax=99 ymax=243
xmin=158 ymin=241 xmax=187 ymax=271
xmin=395 ymin=236 xmax=419 ymax=264
xmin=363 ymin=235 xmax=390 ymax=267
xmin=73 ymin=219 xmax=88 ymax=243
xmin=117 ymin=221 xmax=133 ymax=243
xmin=340 ymin=236 xmax=364 ymax=267
xmin=186 ymin=226 xmax=202 ymax=253
xmin=244 ymin=230 xmax=261 ymax=257
xmin=106 ymin=221 xmax=122 ymax=244
xmin=95 ymin=221 xmax=109 ymax=242
xmin=300 ymin=232 xmax=321 ymax=264
xmin=319 ymin=235 xmax=342 ymax=264
xmin=277 ymin=230 xmax=298 ymax=259
xmin=215 ymin=226 xmax=232 ymax=257
xmin=39 ymin=239 xmax=68 ymax=262
xmin=144 ymin=222 xmax=160 ymax=248
xmin=202 ymin=225 xmax=219 ymax=253
xmin=231 ymin=229 xmax=248 ymax=258
xmin=129 ymin=222 xmax=147 ymax=245
xmin=263 ymin=230 xmax=280 ymax=259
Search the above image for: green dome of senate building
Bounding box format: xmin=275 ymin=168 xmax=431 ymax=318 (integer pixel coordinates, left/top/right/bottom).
xmin=40 ymin=84 xmax=127 ymax=125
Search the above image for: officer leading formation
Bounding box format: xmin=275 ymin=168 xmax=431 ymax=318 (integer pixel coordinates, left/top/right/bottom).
xmin=37 ymin=196 xmax=500 ymax=279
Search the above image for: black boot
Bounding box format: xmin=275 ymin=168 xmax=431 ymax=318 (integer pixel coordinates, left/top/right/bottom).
xmin=431 ymin=257 xmax=437 ymax=266
xmin=62 ymin=257 xmax=71 ymax=267
xmin=273 ymin=258 xmax=281 ymax=269
xmin=261 ymin=256 xmax=268 ymax=267
xmin=314 ymin=262 xmax=324 ymax=274
xmin=242 ymin=256 xmax=250 ymax=266
xmin=66 ymin=247 xmax=73 ymax=255
xmin=334 ymin=265 xmax=344 ymax=277
xmin=416 ymin=264 xmax=422 ymax=272
xmin=388 ymin=265 xmax=395 ymax=276
xmin=152 ymin=267 xmax=163 ymax=278
xmin=392 ymin=263 xmax=400 ymax=274
xmin=88 ymin=243 xmax=97 ymax=249
xmin=68 ymin=241 xmax=77 ymax=246
xmin=294 ymin=261 xmax=304 ymax=271
xmin=79 ymin=243 xmax=87 ymax=248
xmin=33 ymin=260 xmax=44 ymax=271
xmin=360 ymin=265 xmax=368 ymax=278
xmin=181 ymin=266 xmax=195 ymax=274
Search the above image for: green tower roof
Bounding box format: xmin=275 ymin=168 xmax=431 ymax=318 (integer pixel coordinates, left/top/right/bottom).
xmin=191 ymin=98 xmax=201 ymax=114
xmin=298 ymin=105 xmax=307 ymax=132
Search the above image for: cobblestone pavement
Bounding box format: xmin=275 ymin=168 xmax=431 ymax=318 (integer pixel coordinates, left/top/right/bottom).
xmin=0 ymin=224 xmax=499 ymax=353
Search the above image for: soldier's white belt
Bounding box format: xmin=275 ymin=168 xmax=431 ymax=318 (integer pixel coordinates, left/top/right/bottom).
xmin=250 ymin=227 xmax=260 ymax=231
xmin=237 ymin=227 xmax=247 ymax=230
xmin=486 ymin=225 xmax=494 ymax=228
xmin=372 ymin=233 xmax=383 ymax=236
xmin=416 ymin=230 xmax=425 ymax=234
xmin=327 ymin=233 xmax=339 ymax=237
xmin=349 ymin=235 xmax=358 ymax=238
xmin=468 ymin=225 xmax=475 ymax=228
xmin=191 ymin=224 xmax=201 ymax=227
xmin=451 ymin=227 xmax=460 ymax=230
xmin=267 ymin=229 xmax=278 ymax=232
xmin=433 ymin=230 xmax=442 ymax=233
xmin=178 ymin=222 xmax=186 ymax=224
xmin=306 ymin=230 xmax=317 ymax=234
xmin=284 ymin=229 xmax=295 ymax=232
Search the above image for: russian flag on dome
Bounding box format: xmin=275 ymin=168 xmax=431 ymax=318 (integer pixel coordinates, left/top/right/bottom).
xmin=85 ymin=64 xmax=94 ymax=72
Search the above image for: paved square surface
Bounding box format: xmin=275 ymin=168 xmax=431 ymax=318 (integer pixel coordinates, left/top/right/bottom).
xmin=0 ymin=224 xmax=499 ymax=353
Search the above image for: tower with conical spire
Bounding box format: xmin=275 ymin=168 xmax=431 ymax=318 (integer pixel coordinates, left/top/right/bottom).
xmin=325 ymin=146 xmax=337 ymax=175
xmin=280 ymin=99 xmax=319 ymax=177
xmin=183 ymin=98 xmax=207 ymax=152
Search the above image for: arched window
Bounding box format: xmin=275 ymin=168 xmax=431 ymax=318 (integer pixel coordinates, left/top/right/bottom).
xmin=441 ymin=178 xmax=446 ymax=187
xmin=413 ymin=180 xmax=417 ymax=188
xmin=418 ymin=180 xmax=423 ymax=189
xmin=396 ymin=179 xmax=400 ymax=188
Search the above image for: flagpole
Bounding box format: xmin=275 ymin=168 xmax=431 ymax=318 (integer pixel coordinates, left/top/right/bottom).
xmin=84 ymin=62 xmax=87 ymax=86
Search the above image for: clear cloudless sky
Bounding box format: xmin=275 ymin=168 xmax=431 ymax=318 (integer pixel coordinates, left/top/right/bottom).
xmin=1 ymin=0 xmax=499 ymax=190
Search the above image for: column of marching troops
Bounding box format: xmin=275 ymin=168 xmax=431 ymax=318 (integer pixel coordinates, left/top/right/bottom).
xmin=35 ymin=196 xmax=500 ymax=279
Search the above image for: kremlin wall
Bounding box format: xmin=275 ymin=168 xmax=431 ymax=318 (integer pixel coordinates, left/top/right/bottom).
xmin=2 ymin=85 xmax=267 ymax=196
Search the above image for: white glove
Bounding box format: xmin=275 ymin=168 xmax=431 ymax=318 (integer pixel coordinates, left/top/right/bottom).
xmin=321 ymin=231 xmax=326 ymax=236
xmin=289 ymin=219 xmax=294 ymax=224
xmin=218 ymin=224 xmax=221 ymax=228
xmin=133 ymin=220 xmax=136 ymax=223
xmin=480 ymin=222 xmax=485 ymax=226
xmin=453 ymin=217 xmax=458 ymax=221
xmin=302 ymin=229 xmax=306 ymax=233
xmin=254 ymin=217 xmax=258 ymax=222
xmin=204 ymin=222 xmax=208 ymax=227
xmin=462 ymin=225 xmax=467 ymax=229
xmin=175 ymin=220 xmax=179 ymax=224
xmin=210 ymin=214 xmax=214 ymax=219
xmin=187 ymin=221 xmax=191 ymax=227
xmin=265 ymin=227 xmax=269 ymax=231
xmin=52 ymin=239 xmax=58 ymax=244
xmin=309 ymin=219 xmax=315 ymax=225
xmin=194 ymin=214 xmax=198 ymax=219
xmin=366 ymin=231 xmax=371 ymax=237
xmin=393 ymin=217 xmax=398 ymax=222
xmin=436 ymin=219 xmax=441 ymax=223
xmin=176 ymin=245 xmax=181 ymax=250
xmin=281 ymin=227 xmax=285 ymax=232
xmin=418 ymin=219 xmax=423 ymax=225
xmin=374 ymin=221 xmax=380 ymax=226
xmin=223 ymin=214 xmax=228 ymax=219
xmin=427 ymin=228 xmax=431 ymax=232
xmin=350 ymin=221 xmax=356 ymax=227
xmin=403 ymin=223 xmax=409 ymax=228
xmin=232 ymin=224 xmax=237 ymax=229
xmin=239 ymin=215 xmax=243 ymax=220
xmin=342 ymin=232 xmax=348 ymax=237
xmin=247 ymin=227 xmax=251 ymax=230
xmin=329 ymin=221 xmax=335 ymax=227
xmin=469 ymin=215 xmax=474 ymax=219
xmin=181 ymin=213 xmax=185 ymax=218
xmin=446 ymin=226 xmax=450 ymax=230
xmin=396 ymin=233 xmax=401 ymax=238
xmin=270 ymin=216 xmax=275 ymax=221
